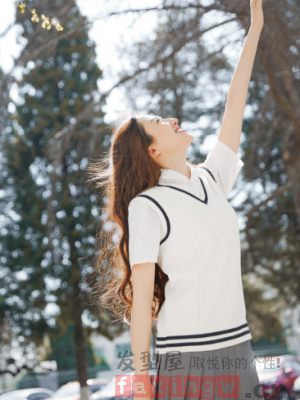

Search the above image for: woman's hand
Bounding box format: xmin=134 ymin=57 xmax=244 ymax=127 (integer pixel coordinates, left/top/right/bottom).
xmin=250 ymin=0 xmax=264 ymax=30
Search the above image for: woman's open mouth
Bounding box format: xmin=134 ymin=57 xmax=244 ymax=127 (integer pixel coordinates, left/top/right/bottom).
xmin=175 ymin=126 xmax=186 ymax=133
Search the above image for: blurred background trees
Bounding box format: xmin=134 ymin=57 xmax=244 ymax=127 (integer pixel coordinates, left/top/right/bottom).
xmin=0 ymin=0 xmax=126 ymax=397
xmin=0 ymin=0 xmax=300 ymax=395
xmin=45 ymin=325 xmax=97 ymax=371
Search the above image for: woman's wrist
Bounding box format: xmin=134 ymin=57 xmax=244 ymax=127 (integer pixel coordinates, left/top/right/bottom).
xmin=250 ymin=21 xmax=263 ymax=34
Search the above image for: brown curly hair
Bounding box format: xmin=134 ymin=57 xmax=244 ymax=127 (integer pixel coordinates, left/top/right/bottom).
xmin=88 ymin=114 xmax=169 ymax=325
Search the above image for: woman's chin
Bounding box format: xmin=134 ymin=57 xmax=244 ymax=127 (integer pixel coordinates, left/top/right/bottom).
xmin=186 ymin=132 xmax=194 ymax=141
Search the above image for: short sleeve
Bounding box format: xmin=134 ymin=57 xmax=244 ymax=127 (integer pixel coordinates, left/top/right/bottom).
xmin=128 ymin=200 xmax=162 ymax=269
xmin=198 ymin=139 xmax=244 ymax=198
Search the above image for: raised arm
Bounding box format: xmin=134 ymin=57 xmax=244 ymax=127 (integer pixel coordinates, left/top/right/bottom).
xmin=218 ymin=0 xmax=264 ymax=155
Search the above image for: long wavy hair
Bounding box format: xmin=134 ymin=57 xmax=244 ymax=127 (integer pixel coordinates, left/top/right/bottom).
xmin=88 ymin=114 xmax=169 ymax=325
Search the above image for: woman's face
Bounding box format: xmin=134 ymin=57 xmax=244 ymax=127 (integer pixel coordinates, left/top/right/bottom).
xmin=138 ymin=115 xmax=194 ymax=163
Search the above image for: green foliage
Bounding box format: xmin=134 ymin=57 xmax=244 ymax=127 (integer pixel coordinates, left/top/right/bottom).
xmin=46 ymin=324 xmax=96 ymax=370
xmin=0 ymin=0 xmax=113 ymax=355
xmin=17 ymin=372 xmax=39 ymax=390
xmin=252 ymin=333 xmax=285 ymax=347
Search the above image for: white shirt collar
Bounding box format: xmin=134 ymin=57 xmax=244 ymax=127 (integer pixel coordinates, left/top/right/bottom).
xmin=159 ymin=162 xmax=194 ymax=183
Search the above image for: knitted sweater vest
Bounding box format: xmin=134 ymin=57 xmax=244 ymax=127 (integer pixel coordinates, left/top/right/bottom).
xmin=133 ymin=165 xmax=252 ymax=355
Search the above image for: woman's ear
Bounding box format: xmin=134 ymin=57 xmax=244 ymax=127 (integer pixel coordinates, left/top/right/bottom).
xmin=148 ymin=146 xmax=161 ymax=159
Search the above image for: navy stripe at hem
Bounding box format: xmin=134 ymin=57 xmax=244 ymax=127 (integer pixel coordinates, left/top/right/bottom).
xmin=156 ymin=322 xmax=249 ymax=342
xmin=155 ymin=329 xmax=251 ymax=349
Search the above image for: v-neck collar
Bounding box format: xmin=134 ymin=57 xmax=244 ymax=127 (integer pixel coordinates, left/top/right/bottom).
xmin=157 ymin=163 xmax=208 ymax=205
xmin=157 ymin=177 xmax=208 ymax=204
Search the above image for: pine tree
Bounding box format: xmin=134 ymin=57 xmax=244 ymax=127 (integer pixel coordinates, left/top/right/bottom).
xmin=46 ymin=324 xmax=97 ymax=371
xmin=2 ymin=1 xmax=126 ymax=397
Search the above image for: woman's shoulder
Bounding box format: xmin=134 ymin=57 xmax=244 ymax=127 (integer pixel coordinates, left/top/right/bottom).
xmin=128 ymin=194 xmax=165 ymax=242
xmin=128 ymin=186 xmax=160 ymax=208
xmin=128 ymin=188 xmax=169 ymax=238
xmin=128 ymin=197 xmax=158 ymax=216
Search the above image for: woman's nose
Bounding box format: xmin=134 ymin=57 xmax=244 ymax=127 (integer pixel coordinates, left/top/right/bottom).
xmin=170 ymin=118 xmax=178 ymax=126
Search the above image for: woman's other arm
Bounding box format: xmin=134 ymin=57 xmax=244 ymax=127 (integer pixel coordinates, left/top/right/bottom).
xmin=218 ymin=0 xmax=264 ymax=155
xmin=131 ymin=262 xmax=155 ymax=399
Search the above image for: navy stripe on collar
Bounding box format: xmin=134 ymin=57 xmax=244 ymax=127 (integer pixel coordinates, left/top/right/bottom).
xmin=157 ymin=177 xmax=208 ymax=205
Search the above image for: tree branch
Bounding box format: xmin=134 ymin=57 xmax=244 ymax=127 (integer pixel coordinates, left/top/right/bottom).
xmin=274 ymin=2 xmax=300 ymax=16
xmin=0 ymin=23 xmax=15 ymax=40
xmin=11 ymin=3 xmax=214 ymax=71
xmin=53 ymin=16 xmax=237 ymax=143
xmin=247 ymin=91 xmax=272 ymax=179
xmin=255 ymin=262 xmax=300 ymax=278
xmin=245 ymin=182 xmax=292 ymax=231
xmin=97 ymin=4 xmax=214 ymax=17
xmin=257 ymin=48 xmax=300 ymax=141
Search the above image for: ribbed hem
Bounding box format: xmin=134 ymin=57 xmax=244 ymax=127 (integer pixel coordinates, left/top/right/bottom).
xmin=155 ymin=322 xmax=252 ymax=355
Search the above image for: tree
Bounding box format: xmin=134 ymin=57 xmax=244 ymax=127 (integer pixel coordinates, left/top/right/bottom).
xmin=46 ymin=324 xmax=97 ymax=371
xmin=1 ymin=1 xmax=126 ymax=399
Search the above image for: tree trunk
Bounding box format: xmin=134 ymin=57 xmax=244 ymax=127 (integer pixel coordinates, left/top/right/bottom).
xmin=219 ymin=0 xmax=300 ymax=224
xmin=282 ymin=128 xmax=300 ymax=224
xmin=257 ymin=49 xmax=300 ymax=224
xmin=74 ymin=315 xmax=89 ymax=400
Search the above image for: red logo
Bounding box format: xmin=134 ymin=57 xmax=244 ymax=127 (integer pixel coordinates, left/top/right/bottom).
xmin=115 ymin=374 xmax=241 ymax=398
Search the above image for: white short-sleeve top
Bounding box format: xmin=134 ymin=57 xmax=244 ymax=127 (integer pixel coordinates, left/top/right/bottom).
xmin=128 ymin=139 xmax=244 ymax=269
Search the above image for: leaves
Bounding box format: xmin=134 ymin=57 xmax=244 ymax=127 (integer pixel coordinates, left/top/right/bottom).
xmin=17 ymin=2 xmax=64 ymax=32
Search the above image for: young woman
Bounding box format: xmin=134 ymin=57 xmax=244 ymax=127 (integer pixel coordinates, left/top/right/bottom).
xmin=92 ymin=1 xmax=264 ymax=399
